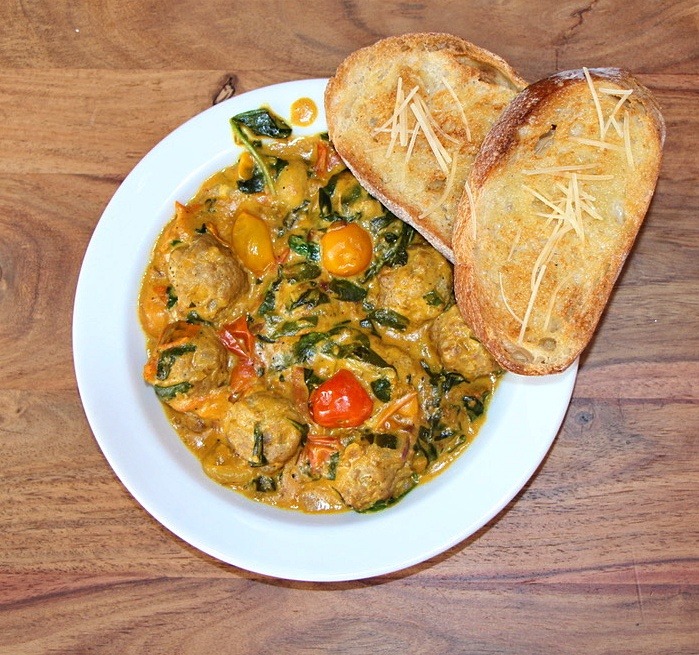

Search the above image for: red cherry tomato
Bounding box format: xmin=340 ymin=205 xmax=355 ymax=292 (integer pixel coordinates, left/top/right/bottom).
xmin=309 ymin=369 xmax=374 ymax=428
xmin=218 ymin=316 xmax=259 ymax=397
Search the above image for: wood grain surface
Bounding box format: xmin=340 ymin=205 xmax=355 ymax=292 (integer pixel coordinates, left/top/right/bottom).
xmin=1 ymin=1 xmax=697 ymax=653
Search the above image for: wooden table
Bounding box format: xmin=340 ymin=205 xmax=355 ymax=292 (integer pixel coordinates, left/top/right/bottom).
xmin=1 ymin=1 xmax=697 ymax=652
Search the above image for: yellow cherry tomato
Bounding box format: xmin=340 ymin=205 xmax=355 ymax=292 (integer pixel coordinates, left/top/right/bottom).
xmin=231 ymin=210 xmax=275 ymax=277
xmin=320 ymin=222 xmax=373 ymax=277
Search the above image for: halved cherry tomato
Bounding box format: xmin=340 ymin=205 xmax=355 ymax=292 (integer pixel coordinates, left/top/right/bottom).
xmin=218 ymin=316 xmax=259 ymax=397
xmin=302 ymin=434 xmax=340 ymax=475
xmin=313 ymin=140 xmax=344 ymax=178
xmin=309 ymin=369 xmax=374 ymax=428
xmin=218 ymin=316 xmax=256 ymax=357
xmin=320 ymin=222 xmax=373 ymax=277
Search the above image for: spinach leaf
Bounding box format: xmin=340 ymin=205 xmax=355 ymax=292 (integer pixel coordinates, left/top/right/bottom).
xmin=271 ymin=316 xmax=319 ymax=338
xmin=289 ymin=287 xmax=330 ymax=311
xmin=272 ymin=157 xmax=288 ymax=176
xmin=154 ymin=381 xmax=193 ymax=401
xmin=165 ymin=286 xmax=178 ymax=310
xmin=421 ymin=361 xmax=469 ymax=393
xmin=423 ymin=290 xmax=445 ymax=307
xmin=250 ymin=423 xmax=267 ymax=467
xmin=284 ymin=262 xmax=321 ymax=283
xmin=283 ymin=200 xmax=309 ymax=230
xmin=358 ymin=481 xmax=416 ymax=513
xmin=416 ymin=425 xmax=439 ymax=463
xmin=231 ymin=108 xmax=292 ymax=139
xmin=257 ymin=276 xmax=282 ymax=315
xmin=288 ymin=234 xmax=320 ymax=262
xmin=185 ymin=311 xmax=212 ymax=325
xmin=328 ymin=279 xmax=367 ymax=302
xmin=368 ymin=308 xmax=409 ymax=331
xmin=337 ymin=343 xmax=392 ymax=369
xmin=230 ymin=118 xmax=276 ymax=193
xmin=303 ymin=368 xmax=324 ymax=393
xmin=237 ymin=168 xmax=266 ymax=193
xmin=362 ymin=216 xmax=415 ymax=282
xmin=463 ymin=393 xmax=487 ymax=421
xmin=156 ymin=344 xmax=196 ymax=380
xmin=318 ymin=185 xmax=334 ymax=220
xmin=293 ymin=331 xmax=327 ymax=363
xmin=364 ymin=432 xmax=398 ymax=449
xmin=370 ymin=377 xmax=392 ymax=402
xmin=327 ymin=451 xmax=340 ymax=480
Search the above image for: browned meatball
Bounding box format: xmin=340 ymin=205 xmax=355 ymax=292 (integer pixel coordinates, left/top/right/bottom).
xmin=221 ymin=392 xmax=305 ymax=469
xmin=333 ymin=441 xmax=411 ymax=511
xmin=167 ymin=233 xmax=248 ymax=321
xmin=376 ymin=245 xmax=452 ymax=328
xmin=429 ymin=306 xmax=499 ymax=380
xmin=144 ymin=321 xmax=229 ymax=412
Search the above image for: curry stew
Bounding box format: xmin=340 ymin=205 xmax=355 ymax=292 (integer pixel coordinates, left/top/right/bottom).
xmin=139 ymin=108 xmax=502 ymax=513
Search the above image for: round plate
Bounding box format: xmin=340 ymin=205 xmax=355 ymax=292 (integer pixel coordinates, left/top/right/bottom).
xmin=73 ymin=79 xmax=577 ymax=582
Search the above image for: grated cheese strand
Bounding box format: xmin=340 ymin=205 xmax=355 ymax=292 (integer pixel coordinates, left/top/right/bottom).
xmin=571 ymin=136 xmax=625 ymax=152
xmin=530 ymin=221 xmax=572 ymax=292
xmin=402 ymin=124 xmax=422 ymax=181
xmin=419 ymin=153 xmax=459 ymax=219
xmin=543 ymin=275 xmax=569 ymax=333
xmin=384 ymin=77 xmax=404 ymax=159
xmin=562 ymin=172 xmax=614 ymax=181
xmin=583 ymin=67 xmax=606 ymax=141
xmin=523 ymin=184 xmax=566 ymax=215
xmin=398 ymin=78 xmax=409 ymax=148
xmin=571 ymin=173 xmax=585 ymax=243
xmin=607 ymin=114 xmax=623 ymax=138
xmin=507 ymin=226 xmax=521 ymax=262
xmin=602 ymin=89 xmax=633 ymax=139
xmin=373 ymin=81 xmax=420 ymax=136
xmin=518 ymin=263 xmax=547 ymax=344
xmin=414 ymin=94 xmax=460 ymax=145
xmin=499 ymin=271 xmax=523 ymax=324
xmin=623 ymin=110 xmax=635 ymax=169
xmin=522 ymin=163 xmax=597 ymax=176
xmin=579 ymin=198 xmax=604 ymax=221
xmin=442 ymin=76 xmax=472 ymax=142
xmin=409 ymin=100 xmax=451 ymax=174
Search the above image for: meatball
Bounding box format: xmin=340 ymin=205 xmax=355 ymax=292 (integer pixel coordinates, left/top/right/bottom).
xmin=429 ymin=306 xmax=499 ymax=380
xmin=167 ymin=233 xmax=248 ymax=321
xmin=334 ymin=441 xmax=411 ymax=511
xmin=145 ymin=321 xmax=229 ymax=412
xmin=221 ymin=392 xmax=305 ymax=469
xmin=376 ymin=245 xmax=452 ymax=327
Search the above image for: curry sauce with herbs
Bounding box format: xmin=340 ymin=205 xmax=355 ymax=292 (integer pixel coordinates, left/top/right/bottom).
xmin=139 ymin=106 xmax=502 ymax=513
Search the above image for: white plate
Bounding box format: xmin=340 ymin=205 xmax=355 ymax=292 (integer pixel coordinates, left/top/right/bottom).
xmin=73 ymin=79 xmax=577 ymax=582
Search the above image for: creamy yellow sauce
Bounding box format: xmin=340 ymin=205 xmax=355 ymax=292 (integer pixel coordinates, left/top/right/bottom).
xmin=139 ymin=109 xmax=501 ymax=513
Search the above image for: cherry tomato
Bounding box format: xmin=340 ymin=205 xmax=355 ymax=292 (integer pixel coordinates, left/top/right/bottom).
xmin=302 ymin=434 xmax=340 ymax=475
xmin=231 ymin=210 xmax=276 ymax=277
xmin=320 ymin=222 xmax=373 ymax=277
xmin=218 ymin=316 xmax=259 ymax=397
xmin=309 ymin=369 xmax=374 ymax=428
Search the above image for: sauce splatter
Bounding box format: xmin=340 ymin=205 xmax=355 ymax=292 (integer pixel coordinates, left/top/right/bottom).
xmin=290 ymin=97 xmax=318 ymax=126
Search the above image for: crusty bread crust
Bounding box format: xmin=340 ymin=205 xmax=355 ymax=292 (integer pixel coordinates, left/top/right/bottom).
xmin=453 ymin=68 xmax=665 ymax=375
xmin=325 ymin=33 xmax=526 ymax=261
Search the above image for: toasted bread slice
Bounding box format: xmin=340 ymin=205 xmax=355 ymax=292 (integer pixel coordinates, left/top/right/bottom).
xmin=325 ymin=33 xmax=526 ymax=260
xmin=453 ymin=67 xmax=665 ymax=375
